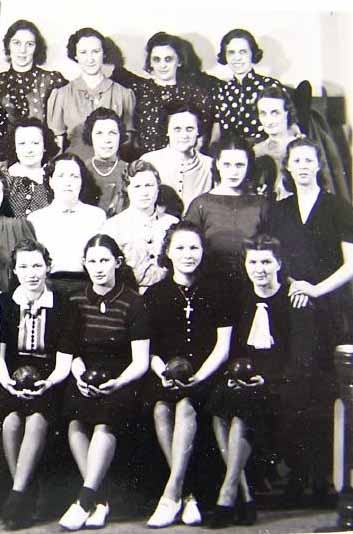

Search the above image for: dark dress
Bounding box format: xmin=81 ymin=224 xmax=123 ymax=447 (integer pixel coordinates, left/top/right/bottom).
xmin=63 ymin=282 xmax=149 ymax=427
xmin=112 ymin=68 xmax=214 ymax=154
xmin=2 ymin=171 xmax=50 ymax=218
xmin=0 ymin=290 xmax=75 ymax=420
xmin=185 ymin=192 xmax=270 ymax=279
xmin=144 ymin=275 xmax=233 ymax=405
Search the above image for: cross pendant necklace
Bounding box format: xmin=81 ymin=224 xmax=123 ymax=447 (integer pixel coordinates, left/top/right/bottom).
xmin=177 ymin=284 xmax=197 ymax=320
xmin=184 ymin=299 xmax=194 ymax=320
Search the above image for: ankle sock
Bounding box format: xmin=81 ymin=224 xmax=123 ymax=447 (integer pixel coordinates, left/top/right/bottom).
xmin=78 ymin=486 xmax=96 ymax=512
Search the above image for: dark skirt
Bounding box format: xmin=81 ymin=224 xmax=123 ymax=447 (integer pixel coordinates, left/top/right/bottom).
xmin=0 ymin=355 xmax=60 ymax=422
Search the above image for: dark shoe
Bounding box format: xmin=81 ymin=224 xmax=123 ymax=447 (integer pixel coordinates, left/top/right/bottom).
xmin=2 ymin=490 xmax=33 ymax=530
xmin=281 ymin=476 xmax=306 ymax=507
xmin=208 ymin=505 xmax=234 ymax=529
xmin=235 ymin=500 xmax=257 ymax=525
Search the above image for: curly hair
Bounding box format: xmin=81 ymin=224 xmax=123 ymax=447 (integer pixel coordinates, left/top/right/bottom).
xmin=144 ymin=31 xmax=185 ymax=73
xmin=158 ymin=220 xmax=205 ymax=271
xmin=82 ymin=107 xmax=125 ymax=147
xmin=159 ymin=101 xmax=204 ymax=139
xmin=282 ymin=137 xmax=327 ymax=192
xmin=217 ymin=28 xmax=263 ymax=65
xmin=67 ymin=27 xmax=108 ymax=63
xmin=43 ymin=152 xmax=91 ymax=202
xmin=3 ymin=19 xmax=47 ymax=66
xmin=11 ymin=238 xmax=52 ymax=270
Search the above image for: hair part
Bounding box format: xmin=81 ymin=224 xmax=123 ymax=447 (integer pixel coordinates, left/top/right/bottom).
xmin=67 ymin=27 xmax=108 ymax=62
xmin=242 ymin=234 xmax=282 ymax=263
xmin=3 ymin=19 xmax=47 ymax=65
xmin=257 ymin=85 xmax=298 ymax=128
xmin=217 ymin=28 xmax=263 ymax=65
xmin=161 ymin=101 xmax=204 ymax=138
xmin=212 ymin=134 xmax=255 ymax=191
xmin=11 ymin=238 xmax=52 ymax=270
xmin=144 ymin=31 xmax=185 ymax=73
xmin=282 ymin=137 xmax=326 ymax=192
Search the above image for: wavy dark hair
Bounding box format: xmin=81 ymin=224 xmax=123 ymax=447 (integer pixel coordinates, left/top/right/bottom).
xmin=67 ymin=27 xmax=108 ymax=63
xmin=3 ymin=19 xmax=47 ymax=66
xmin=5 ymin=117 xmax=59 ymax=166
xmin=212 ymin=134 xmax=255 ymax=192
xmin=11 ymin=238 xmax=52 ymax=270
xmin=282 ymin=137 xmax=327 ymax=192
xmin=82 ymin=107 xmax=126 ymax=147
xmin=121 ymin=159 xmax=161 ymax=208
xmin=83 ymin=233 xmax=137 ymax=290
xmin=242 ymin=233 xmax=287 ymax=284
xmin=217 ymin=28 xmax=263 ymax=65
xmin=43 ymin=152 xmax=92 ymax=202
xmin=160 ymin=101 xmax=204 ymax=139
xmin=257 ymin=85 xmax=298 ymax=129
xmin=144 ymin=31 xmax=185 ymax=74
xmin=158 ymin=220 xmax=206 ymax=272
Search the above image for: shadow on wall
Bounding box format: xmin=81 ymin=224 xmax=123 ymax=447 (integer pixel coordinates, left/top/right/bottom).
xmin=259 ymin=35 xmax=292 ymax=81
xmin=110 ymin=33 xmax=149 ymax=76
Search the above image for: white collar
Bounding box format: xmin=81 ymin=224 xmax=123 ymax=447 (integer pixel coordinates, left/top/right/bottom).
xmin=13 ymin=285 xmax=54 ymax=310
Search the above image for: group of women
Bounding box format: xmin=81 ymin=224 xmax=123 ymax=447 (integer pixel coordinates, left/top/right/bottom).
xmin=0 ymin=15 xmax=352 ymax=532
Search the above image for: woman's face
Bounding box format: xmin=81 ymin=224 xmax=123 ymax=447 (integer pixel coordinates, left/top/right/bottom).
xmin=91 ymin=119 xmax=120 ymax=160
xmin=49 ymin=160 xmax=82 ymax=202
xmin=9 ymin=29 xmax=36 ymax=71
xmin=216 ymin=149 xmax=248 ymax=190
xmin=286 ymin=145 xmax=320 ymax=188
xmin=14 ymin=250 xmax=49 ymax=294
xmin=84 ymin=245 xmax=119 ymax=289
xmin=167 ymin=230 xmax=203 ymax=278
xmin=150 ymin=45 xmax=180 ymax=84
xmin=167 ymin=111 xmax=199 ymax=153
xmin=127 ymin=171 xmax=159 ymax=212
xmin=75 ymin=36 xmax=104 ymax=76
xmin=257 ymin=97 xmax=288 ymax=136
xmin=225 ymin=38 xmax=253 ymax=77
xmin=15 ymin=126 xmax=44 ymax=168
xmin=245 ymin=249 xmax=281 ymax=291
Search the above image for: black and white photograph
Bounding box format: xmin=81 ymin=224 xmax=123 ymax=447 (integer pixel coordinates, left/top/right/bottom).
xmin=0 ymin=1 xmax=352 ymax=532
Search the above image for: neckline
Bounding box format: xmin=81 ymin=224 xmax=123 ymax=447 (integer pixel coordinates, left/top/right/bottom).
xmin=91 ymin=157 xmax=119 ymax=177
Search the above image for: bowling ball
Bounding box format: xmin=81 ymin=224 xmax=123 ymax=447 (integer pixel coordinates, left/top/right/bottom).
xmin=12 ymin=365 xmax=41 ymax=390
xmin=163 ymin=357 xmax=194 ymax=384
xmin=81 ymin=367 xmax=111 ymax=387
xmin=227 ymin=358 xmax=254 ymax=383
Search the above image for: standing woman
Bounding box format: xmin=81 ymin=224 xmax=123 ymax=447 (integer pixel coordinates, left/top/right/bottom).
xmin=103 ymin=159 xmax=178 ymax=293
xmin=112 ymin=32 xmax=214 ymax=155
xmin=144 ymin=221 xmax=233 ymax=527
xmin=0 ymin=239 xmax=74 ymax=530
xmin=0 ymin=19 xmax=67 ymax=137
xmin=47 ymin=28 xmax=135 ymax=158
xmin=269 ymin=137 xmax=353 ymax=493
xmin=59 ymin=234 xmax=150 ymax=530
xmin=211 ymin=29 xmax=285 ymax=144
xmin=185 ymin=135 xmax=270 ymax=281
xmin=1 ymin=117 xmax=59 ymax=217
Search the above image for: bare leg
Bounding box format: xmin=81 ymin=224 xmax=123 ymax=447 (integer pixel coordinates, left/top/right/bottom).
xmin=84 ymin=424 xmax=116 ymax=491
xmin=2 ymin=412 xmax=24 ymax=479
xmin=216 ymin=417 xmax=251 ymax=507
xmin=12 ymin=413 xmax=48 ymax=492
xmin=153 ymin=401 xmax=174 ymax=468
xmin=162 ymin=398 xmax=197 ymax=502
xmin=68 ymin=419 xmax=91 ymax=479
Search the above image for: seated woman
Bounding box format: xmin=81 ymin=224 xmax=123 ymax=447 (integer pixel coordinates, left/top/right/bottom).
xmin=103 ymin=159 xmax=178 ymax=293
xmin=1 ymin=117 xmax=59 ymax=217
xmin=185 ymin=135 xmax=270 ymax=281
xmin=0 ymin=19 xmax=67 ymax=135
xmin=0 ymin=239 xmax=74 ymax=530
xmin=82 ymin=107 xmax=128 ymax=217
xmin=207 ymin=235 xmax=317 ymax=528
xmin=27 ymin=153 xmax=106 ymax=294
xmin=47 ymin=27 xmax=135 ymax=158
xmin=254 ymin=85 xmax=301 ymax=200
xmin=59 ymin=234 xmax=150 ymax=530
xmin=141 ymin=102 xmax=213 ymax=213
xmin=112 ymin=31 xmax=214 ymax=154
xmin=144 ymin=221 xmax=233 ymax=528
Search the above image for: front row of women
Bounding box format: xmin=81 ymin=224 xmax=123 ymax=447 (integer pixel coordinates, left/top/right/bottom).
xmin=0 ymin=221 xmax=319 ymax=530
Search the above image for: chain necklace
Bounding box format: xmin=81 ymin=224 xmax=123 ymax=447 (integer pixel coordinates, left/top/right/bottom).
xmin=177 ymin=284 xmax=197 ymax=320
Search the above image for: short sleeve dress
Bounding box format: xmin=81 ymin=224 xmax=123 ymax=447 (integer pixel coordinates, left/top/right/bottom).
xmin=63 ymin=282 xmax=150 ymax=427
xmin=144 ymin=275 xmax=233 ymax=404
xmin=0 ymin=288 xmax=76 ymax=420
xmin=185 ymin=192 xmax=270 ymax=279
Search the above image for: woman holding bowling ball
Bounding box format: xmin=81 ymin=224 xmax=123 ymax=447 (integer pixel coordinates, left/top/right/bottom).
xmin=0 ymin=239 xmax=75 ymax=530
xmin=59 ymin=234 xmax=149 ymax=530
xmin=144 ymin=221 xmax=233 ymax=527
xmin=207 ymin=234 xmax=316 ymax=528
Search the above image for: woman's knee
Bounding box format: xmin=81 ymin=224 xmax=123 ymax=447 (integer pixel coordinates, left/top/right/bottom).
xmin=177 ymin=398 xmax=197 ymax=422
xmin=154 ymin=400 xmax=173 ymax=423
xmin=26 ymin=412 xmax=49 ymax=433
xmin=2 ymin=411 xmax=23 ymax=433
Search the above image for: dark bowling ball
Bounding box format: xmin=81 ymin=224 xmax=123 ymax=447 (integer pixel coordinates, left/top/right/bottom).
xmin=81 ymin=367 xmax=111 ymax=387
xmin=163 ymin=357 xmax=194 ymax=383
xmin=227 ymin=358 xmax=254 ymax=383
xmin=12 ymin=365 xmax=41 ymax=390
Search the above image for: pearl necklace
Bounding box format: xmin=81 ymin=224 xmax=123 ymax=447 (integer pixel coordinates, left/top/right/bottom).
xmin=91 ymin=157 xmax=119 ymax=177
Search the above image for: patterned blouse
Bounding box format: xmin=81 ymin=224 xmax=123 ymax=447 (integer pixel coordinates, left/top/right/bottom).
xmin=2 ymin=168 xmax=49 ymax=218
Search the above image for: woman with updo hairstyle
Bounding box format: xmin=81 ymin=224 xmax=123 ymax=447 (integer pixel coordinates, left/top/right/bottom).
xmin=0 ymin=19 xmax=67 ymax=137
xmin=144 ymin=220 xmax=233 ymax=527
xmin=0 ymin=117 xmax=59 ymax=217
xmin=211 ymin=28 xmax=286 ymax=144
xmin=185 ymin=134 xmax=270 ymax=281
xmin=47 ymin=27 xmax=135 ymax=158
xmin=82 ymin=107 xmax=128 ymax=216
xmin=103 ymin=159 xmax=178 ymax=293
xmin=112 ymin=31 xmax=214 ymax=154
xmin=0 ymin=238 xmax=75 ymax=530
xmin=59 ymin=233 xmax=149 ymax=530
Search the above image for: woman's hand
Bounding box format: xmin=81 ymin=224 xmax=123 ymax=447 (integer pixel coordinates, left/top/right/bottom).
xmin=227 ymin=375 xmax=265 ymax=388
xmin=98 ymin=378 xmax=121 ymax=395
xmin=0 ymin=377 xmax=18 ymax=396
xmin=76 ymin=376 xmax=101 ymax=398
xmin=29 ymin=379 xmax=53 ymax=396
xmin=289 ymin=280 xmax=318 ymax=301
xmin=160 ymin=375 xmax=176 ymax=389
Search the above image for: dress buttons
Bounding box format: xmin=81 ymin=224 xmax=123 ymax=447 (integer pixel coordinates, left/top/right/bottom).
xmin=187 ymin=328 xmax=191 ymax=333
xmin=187 ymin=338 xmax=191 ymax=342
xmin=25 ymin=194 xmax=32 ymax=200
xmin=149 ymin=254 xmax=155 ymax=259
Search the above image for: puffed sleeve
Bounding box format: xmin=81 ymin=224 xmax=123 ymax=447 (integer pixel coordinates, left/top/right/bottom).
xmin=47 ymin=86 xmax=67 ymax=136
xmin=128 ymin=292 xmax=150 ymax=341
